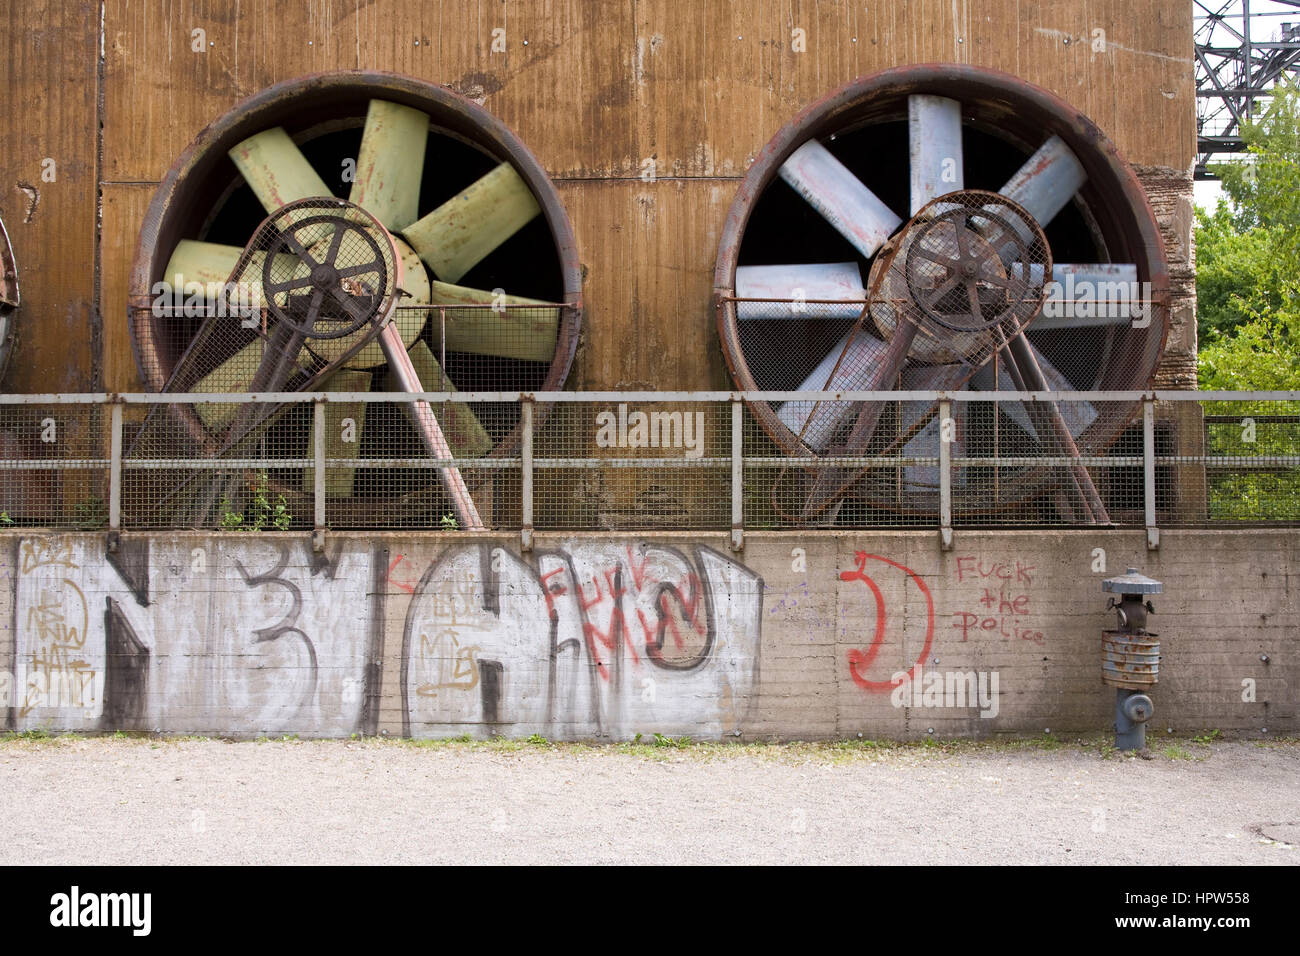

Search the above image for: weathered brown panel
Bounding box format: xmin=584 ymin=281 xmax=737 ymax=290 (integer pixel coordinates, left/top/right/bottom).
xmin=356 ymin=0 xmax=639 ymax=179
xmin=559 ymin=179 xmax=731 ymax=390
xmin=100 ymin=185 xmax=153 ymax=400
xmin=0 ymin=0 xmax=98 ymax=394
xmin=1013 ymin=0 xmax=1193 ymax=170
xmin=13 ymin=0 xmax=1194 ymax=402
xmin=103 ymin=0 xmax=359 ymax=183
xmin=101 ymin=1 xmax=1194 ymax=183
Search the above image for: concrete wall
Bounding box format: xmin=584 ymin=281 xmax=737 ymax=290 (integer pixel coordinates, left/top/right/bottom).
xmin=2 ymin=529 xmax=1292 ymax=739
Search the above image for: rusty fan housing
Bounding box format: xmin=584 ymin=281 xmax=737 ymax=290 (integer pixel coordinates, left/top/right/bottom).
xmin=714 ymin=64 xmax=1170 ymax=519
xmin=128 ymin=71 xmax=582 ymax=527
xmin=132 ymin=71 xmax=581 ymax=389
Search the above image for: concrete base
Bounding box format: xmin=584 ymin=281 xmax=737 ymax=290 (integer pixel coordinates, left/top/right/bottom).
xmin=0 ymin=529 xmax=1293 ymax=740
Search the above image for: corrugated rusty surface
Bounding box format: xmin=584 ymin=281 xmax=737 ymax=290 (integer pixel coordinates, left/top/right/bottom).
xmin=100 ymin=186 xmax=153 ymax=406
xmin=1101 ymin=629 xmax=1161 ymax=689
xmin=558 ymin=179 xmax=732 ymax=391
xmin=102 ymin=1 xmax=1194 ymax=183
xmin=5 ymin=0 xmax=1194 ymax=397
xmin=0 ymin=0 xmax=98 ymax=395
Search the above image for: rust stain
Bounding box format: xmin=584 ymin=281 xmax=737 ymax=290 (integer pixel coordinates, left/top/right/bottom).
xmin=447 ymin=71 xmax=504 ymax=105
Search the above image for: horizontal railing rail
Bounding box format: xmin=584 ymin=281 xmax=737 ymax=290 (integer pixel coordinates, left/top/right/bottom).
xmin=0 ymin=390 xmax=1294 ymax=545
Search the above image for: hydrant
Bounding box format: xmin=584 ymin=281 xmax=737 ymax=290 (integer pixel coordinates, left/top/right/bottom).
xmin=1101 ymin=567 xmax=1162 ymax=751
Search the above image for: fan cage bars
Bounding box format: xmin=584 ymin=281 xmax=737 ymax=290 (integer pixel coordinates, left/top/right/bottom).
xmin=0 ymin=390 xmax=1297 ymax=546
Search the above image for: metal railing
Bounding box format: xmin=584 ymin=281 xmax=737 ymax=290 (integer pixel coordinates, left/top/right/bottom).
xmin=0 ymin=389 xmax=1296 ymax=547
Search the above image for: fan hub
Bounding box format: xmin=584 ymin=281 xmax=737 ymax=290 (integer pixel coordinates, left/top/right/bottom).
xmin=898 ymin=196 xmax=1045 ymax=339
xmin=310 ymin=263 xmax=338 ymax=289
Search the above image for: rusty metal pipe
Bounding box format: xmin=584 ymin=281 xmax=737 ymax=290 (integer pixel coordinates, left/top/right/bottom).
xmin=379 ymin=322 xmax=483 ymax=530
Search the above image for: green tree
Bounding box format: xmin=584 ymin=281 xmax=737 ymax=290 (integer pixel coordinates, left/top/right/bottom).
xmin=1196 ymin=81 xmax=1300 ymax=520
xmin=1198 ymin=79 xmax=1300 ymax=389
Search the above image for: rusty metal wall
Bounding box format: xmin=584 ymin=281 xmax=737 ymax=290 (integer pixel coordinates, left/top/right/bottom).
xmin=0 ymin=0 xmax=1195 ymax=398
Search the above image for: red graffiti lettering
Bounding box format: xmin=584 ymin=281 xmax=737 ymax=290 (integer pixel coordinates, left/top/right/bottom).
xmin=843 ymin=552 xmax=934 ymax=693
xmin=387 ymin=554 xmax=416 ymax=594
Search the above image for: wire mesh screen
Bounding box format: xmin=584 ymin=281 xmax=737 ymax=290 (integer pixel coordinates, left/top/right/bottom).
xmin=317 ymin=397 xmax=522 ymax=532
xmin=123 ymin=400 xmax=310 ymax=531
xmin=0 ymin=404 xmax=106 ymax=530
xmin=1189 ymin=399 xmax=1300 ymax=526
xmin=2 ymin=394 xmax=1299 ymax=532
xmin=534 ymin=401 xmax=730 ymax=531
xmin=723 ymin=176 xmax=1165 ymax=532
xmin=950 ymin=399 xmax=1142 ymax=527
xmin=743 ymin=405 xmax=939 ymax=530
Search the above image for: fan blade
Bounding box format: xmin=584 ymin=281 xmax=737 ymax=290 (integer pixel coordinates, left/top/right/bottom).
xmin=303 ymin=369 xmax=372 ymax=498
xmin=162 ymin=239 xmax=311 ymax=429
xmin=1012 ymin=263 xmax=1141 ymax=329
xmin=974 ymin=347 xmax=1097 ymax=440
xmin=404 ymin=162 xmax=541 ymax=283
xmin=348 ymin=100 xmax=429 ymax=232
xmin=735 ymin=262 xmax=865 ymax=319
xmin=972 ymin=350 xmax=1096 ymax=442
xmin=385 ymin=339 xmax=492 ymax=459
xmin=163 ymin=239 xmax=306 ymax=307
xmin=970 ymin=362 xmax=1033 ymax=436
xmin=343 ymin=237 xmax=430 ymax=368
xmin=776 ymin=330 xmax=891 ymax=451
xmin=900 ymin=363 xmax=970 ymax=490
xmin=427 ymin=281 xmax=559 ymax=362
xmin=998 ymin=135 xmax=1086 ymax=228
xmin=228 ymin=128 xmax=339 ymax=248
xmin=190 ymin=338 xmax=313 ymax=430
xmin=902 ymin=415 xmax=967 ymax=490
xmin=1000 ymin=331 xmax=1108 ymax=523
xmin=909 ymin=94 xmax=963 ymax=215
xmin=228 ymin=127 xmax=334 ymax=212
xmin=778 ymin=140 xmax=902 ymax=259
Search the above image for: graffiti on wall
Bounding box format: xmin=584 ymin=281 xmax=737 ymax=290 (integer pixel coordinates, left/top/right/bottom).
xmin=3 ymin=537 xmax=371 ymax=735
xmin=950 ymin=555 xmax=1044 ymax=646
xmin=13 ymin=538 xmax=102 ymax=720
xmin=402 ymin=543 xmax=764 ymax=739
xmin=2 ymin=536 xmax=762 ymax=740
xmin=842 ymin=550 xmax=1048 ymax=698
xmin=841 ymin=551 xmax=935 ymax=693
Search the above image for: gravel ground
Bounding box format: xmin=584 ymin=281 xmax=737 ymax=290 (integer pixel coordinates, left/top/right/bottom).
xmin=1 ymin=735 xmax=1297 ymax=865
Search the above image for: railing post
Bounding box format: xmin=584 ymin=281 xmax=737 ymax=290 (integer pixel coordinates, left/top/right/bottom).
xmin=313 ymin=397 xmax=326 ymax=551
xmin=520 ymin=397 xmax=534 ymax=552
xmin=108 ymin=399 xmax=123 ymax=539
xmin=731 ymin=399 xmax=743 ymax=551
xmin=1143 ymin=396 xmax=1159 ymax=550
xmin=938 ymin=398 xmax=953 ymax=551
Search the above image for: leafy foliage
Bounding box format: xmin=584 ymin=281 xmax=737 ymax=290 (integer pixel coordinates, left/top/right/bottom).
xmin=1196 ymin=82 xmax=1300 ymax=521
xmin=1199 ymin=80 xmax=1300 ymax=381
xmin=218 ymin=472 xmax=292 ymax=531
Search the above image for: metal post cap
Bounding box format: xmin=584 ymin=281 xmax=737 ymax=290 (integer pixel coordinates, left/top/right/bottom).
xmin=1102 ymin=567 xmax=1162 ymax=594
